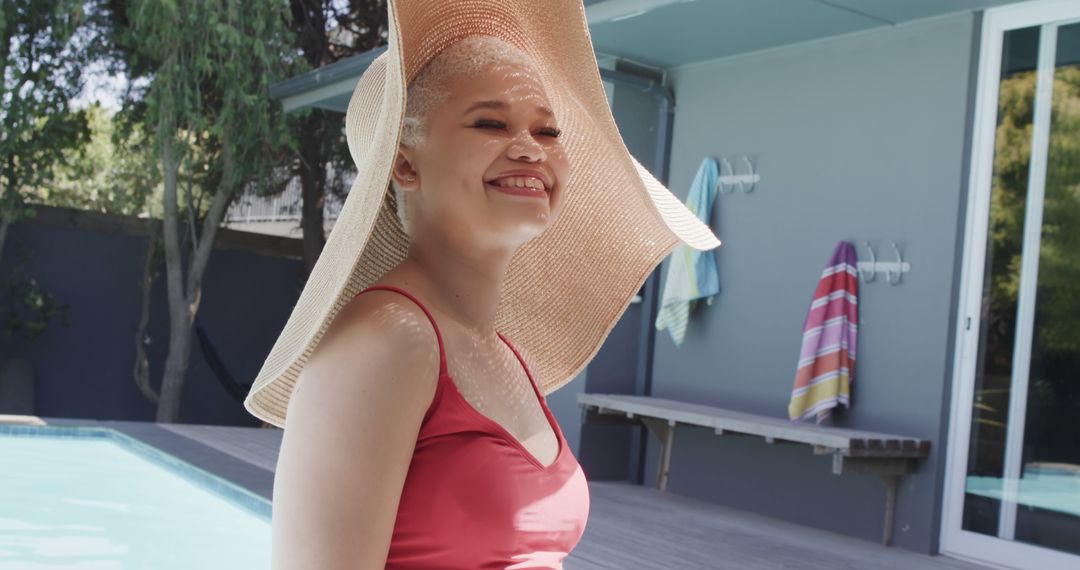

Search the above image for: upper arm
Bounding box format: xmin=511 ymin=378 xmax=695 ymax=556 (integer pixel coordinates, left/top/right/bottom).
xmin=270 ymin=292 xmax=441 ymax=570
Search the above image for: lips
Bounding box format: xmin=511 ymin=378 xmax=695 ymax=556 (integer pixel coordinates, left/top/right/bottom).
xmin=484 ymin=170 xmax=553 ymax=192
xmin=486 ymin=180 xmax=548 ymax=199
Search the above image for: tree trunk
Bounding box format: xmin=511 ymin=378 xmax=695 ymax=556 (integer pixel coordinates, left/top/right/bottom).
xmin=155 ymin=125 xmax=239 ymax=423
xmin=299 ymin=111 xmax=327 ymax=277
xmin=156 ymin=130 xmax=192 ymax=423
xmin=134 ymin=217 xmax=161 ymax=404
xmin=157 ymin=304 xmax=195 ymax=423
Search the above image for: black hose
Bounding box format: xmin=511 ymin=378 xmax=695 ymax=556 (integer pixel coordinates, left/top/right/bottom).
xmin=194 ymin=317 xmax=252 ymax=402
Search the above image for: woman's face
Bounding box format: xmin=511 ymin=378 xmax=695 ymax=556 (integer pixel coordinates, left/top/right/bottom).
xmin=392 ymin=61 xmax=569 ymax=249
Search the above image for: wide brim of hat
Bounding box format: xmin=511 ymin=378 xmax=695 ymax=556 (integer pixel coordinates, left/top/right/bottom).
xmin=244 ymin=0 xmax=720 ymax=429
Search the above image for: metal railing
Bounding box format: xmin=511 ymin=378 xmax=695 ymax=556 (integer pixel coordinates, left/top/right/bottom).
xmin=224 ymin=171 xmax=352 ymax=225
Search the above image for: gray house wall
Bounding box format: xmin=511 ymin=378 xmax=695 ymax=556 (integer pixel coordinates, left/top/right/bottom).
xmin=572 ymin=60 xmax=675 ymax=481
xmin=641 ymin=13 xmax=981 ymax=553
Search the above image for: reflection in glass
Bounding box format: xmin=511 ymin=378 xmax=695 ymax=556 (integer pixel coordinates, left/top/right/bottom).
xmin=963 ymin=25 xmax=1040 ymax=539
xmin=962 ymin=23 xmax=1080 ymax=555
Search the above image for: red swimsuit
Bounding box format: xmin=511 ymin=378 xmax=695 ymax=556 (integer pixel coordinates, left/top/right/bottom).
xmin=355 ymin=285 xmax=591 ymax=569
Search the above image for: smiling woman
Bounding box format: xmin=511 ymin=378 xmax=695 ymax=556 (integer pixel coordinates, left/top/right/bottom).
xmin=271 ymin=32 xmax=585 ymax=569
xmin=389 ymin=35 xmax=564 ymax=236
xmin=250 ymin=1 xmax=720 ymax=568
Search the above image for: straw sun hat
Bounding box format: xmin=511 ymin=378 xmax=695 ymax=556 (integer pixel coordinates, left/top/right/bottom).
xmin=243 ymin=0 xmax=721 ymax=429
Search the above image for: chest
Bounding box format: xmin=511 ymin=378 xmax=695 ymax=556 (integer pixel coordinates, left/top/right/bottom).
xmin=442 ymin=333 xmax=560 ymax=467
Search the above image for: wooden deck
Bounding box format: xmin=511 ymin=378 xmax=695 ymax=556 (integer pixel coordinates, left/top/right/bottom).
xmin=157 ymin=421 xmax=282 ymax=472
xmin=570 ymin=481 xmax=984 ymax=569
xmin=30 ymin=418 xmax=987 ymax=569
xmin=578 ymin=394 xmax=933 ymax=546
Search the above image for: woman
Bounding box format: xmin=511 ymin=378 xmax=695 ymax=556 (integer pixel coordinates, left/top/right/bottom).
xmin=278 ymin=36 xmax=582 ymax=569
xmin=244 ymin=1 xmax=720 ymax=568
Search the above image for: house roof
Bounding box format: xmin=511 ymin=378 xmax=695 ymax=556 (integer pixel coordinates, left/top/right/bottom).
xmin=270 ymin=46 xmax=387 ymax=113
xmin=270 ymin=0 xmax=1025 ymax=113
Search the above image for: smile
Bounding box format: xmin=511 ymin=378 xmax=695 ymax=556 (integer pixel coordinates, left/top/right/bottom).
xmin=486 ymin=179 xmax=548 ymax=199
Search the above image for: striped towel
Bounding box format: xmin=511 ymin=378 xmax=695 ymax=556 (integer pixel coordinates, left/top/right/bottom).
xmin=655 ymin=157 xmax=721 ymax=347
xmin=788 ymin=240 xmax=859 ymax=423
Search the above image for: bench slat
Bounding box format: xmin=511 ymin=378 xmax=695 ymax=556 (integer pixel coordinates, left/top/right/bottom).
xmin=579 ymin=393 xmax=929 ymax=458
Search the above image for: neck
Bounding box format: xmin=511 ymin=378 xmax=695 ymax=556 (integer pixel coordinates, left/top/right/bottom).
xmin=394 ymin=230 xmax=517 ymax=338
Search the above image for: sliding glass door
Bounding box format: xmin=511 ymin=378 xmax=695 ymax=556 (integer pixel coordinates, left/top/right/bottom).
xmin=943 ymin=1 xmax=1080 ymax=568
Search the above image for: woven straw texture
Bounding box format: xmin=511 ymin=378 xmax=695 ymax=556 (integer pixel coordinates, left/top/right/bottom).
xmin=244 ymin=0 xmax=721 ymax=429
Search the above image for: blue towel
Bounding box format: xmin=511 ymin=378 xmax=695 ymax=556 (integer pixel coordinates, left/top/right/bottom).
xmin=655 ymin=157 xmax=721 ymax=346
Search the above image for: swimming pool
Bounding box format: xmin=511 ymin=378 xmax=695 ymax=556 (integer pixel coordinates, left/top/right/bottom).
xmin=0 ymin=424 xmax=271 ymax=569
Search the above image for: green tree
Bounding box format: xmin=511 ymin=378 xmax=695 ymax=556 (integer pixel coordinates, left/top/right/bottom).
xmin=27 ymin=102 xmax=160 ymax=216
xmin=0 ymin=0 xmax=100 ymax=266
xmin=126 ymin=0 xmax=295 ymax=422
xmin=286 ymin=0 xmax=387 ymax=276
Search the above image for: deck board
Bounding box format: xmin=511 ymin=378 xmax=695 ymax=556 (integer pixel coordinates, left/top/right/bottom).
xmin=158 ymin=423 xmax=282 ymax=471
xmin=571 ymin=481 xmax=986 ymax=569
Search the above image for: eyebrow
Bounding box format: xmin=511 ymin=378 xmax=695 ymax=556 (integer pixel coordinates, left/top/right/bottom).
xmin=463 ymin=99 xmax=554 ymax=118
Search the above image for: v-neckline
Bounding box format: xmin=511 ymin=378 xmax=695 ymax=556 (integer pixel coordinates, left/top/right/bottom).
xmin=441 ymin=331 xmax=564 ymax=471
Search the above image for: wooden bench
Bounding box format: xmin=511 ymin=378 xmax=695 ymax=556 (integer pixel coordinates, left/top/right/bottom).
xmin=577 ymin=393 xmax=930 ymax=546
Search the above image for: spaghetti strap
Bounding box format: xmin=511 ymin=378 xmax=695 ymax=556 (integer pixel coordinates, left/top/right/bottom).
xmin=354 ymin=285 xmax=448 ymax=377
xmin=496 ymin=331 xmax=544 ymax=400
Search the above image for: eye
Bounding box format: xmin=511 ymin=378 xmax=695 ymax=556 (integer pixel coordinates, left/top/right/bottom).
xmin=473 ymin=119 xmax=506 ymax=130
xmin=473 ymin=119 xmax=562 ymax=138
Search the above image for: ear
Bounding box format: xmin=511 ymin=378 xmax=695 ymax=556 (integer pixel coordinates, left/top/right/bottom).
xmin=391 ymin=145 xmax=420 ymax=190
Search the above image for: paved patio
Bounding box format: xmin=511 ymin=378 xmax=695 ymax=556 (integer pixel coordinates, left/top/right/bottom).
xmin=34 ymin=418 xmax=987 ymax=569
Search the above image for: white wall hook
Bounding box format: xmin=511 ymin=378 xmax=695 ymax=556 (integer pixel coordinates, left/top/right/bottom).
xmin=858 ymin=240 xmax=876 ymax=283
xmin=717 ymin=154 xmax=759 ymax=193
xmin=718 ymin=157 xmax=735 ymax=194
xmin=856 ymin=241 xmax=911 ymax=285
xmin=736 ymin=155 xmax=758 ymax=193
xmin=886 ymin=242 xmax=904 ymax=285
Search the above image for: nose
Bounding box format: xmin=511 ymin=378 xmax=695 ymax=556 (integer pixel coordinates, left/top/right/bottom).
xmin=507 ymin=131 xmax=546 ymax=162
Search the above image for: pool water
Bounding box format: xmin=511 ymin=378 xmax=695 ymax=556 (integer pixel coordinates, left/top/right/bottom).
xmin=967 ymin=465 xmax=1080 ymax=517
xmin=0 ymin=426 xmax=271 ymax=569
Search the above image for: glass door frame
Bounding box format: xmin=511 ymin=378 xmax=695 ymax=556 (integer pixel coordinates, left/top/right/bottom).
xmin=941 ymin=0 xmax=1080 ymax=568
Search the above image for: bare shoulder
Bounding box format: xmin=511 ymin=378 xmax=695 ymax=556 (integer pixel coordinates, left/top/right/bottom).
xmin=311 ymin=288 xmax=441 ymax=374
xmin=285 ymin=287 xmax=444 ymax=444
xmin=270 ymin=288 xmax=442 ymax=569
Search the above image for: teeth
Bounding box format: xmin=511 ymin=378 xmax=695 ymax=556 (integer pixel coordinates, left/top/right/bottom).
xmin=493 ymin=176 xmax=545 ymax=190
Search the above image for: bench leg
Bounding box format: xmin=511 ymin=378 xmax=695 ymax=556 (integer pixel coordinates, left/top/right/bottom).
xmin=640 ymin=418 xmax=675 ymax=492
xmin=658 ymin=422 xmax=674 ymax=492
xmin=832 ymin=455 xmax=914 ymax=547
xmin=880 ymin=475 xmax=897 ymax=547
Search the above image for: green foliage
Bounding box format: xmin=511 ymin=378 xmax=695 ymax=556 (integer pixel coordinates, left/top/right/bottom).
xmin=989 ymin=66 xmax=1080 ymax=356
xmin=0 ymin=240 xmax=70 ymax=342
xmin=129 ymin=0 xmax=296 ymax=205
xmin=0 ymin=0 xmax=96 ymax=225
xmin=286 ymin=0 xmax=390 ymax=208
xmin=974 ymin=62 xmax=1080 ymax=461
xmin=1036 ymin=65 xmax=1080 ymax=354
xmin=28 ymin=102 xmax=161 ymax=216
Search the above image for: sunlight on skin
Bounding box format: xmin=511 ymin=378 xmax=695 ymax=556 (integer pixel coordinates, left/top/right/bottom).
xmin=362 ymin=47 xmax=570 ymax=467
xmin=394 ymin=59 xmax=569 ymax=255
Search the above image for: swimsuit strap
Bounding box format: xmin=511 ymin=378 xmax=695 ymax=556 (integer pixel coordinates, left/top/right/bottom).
xmin=354 ymin=285 xmax=448 ymax=377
